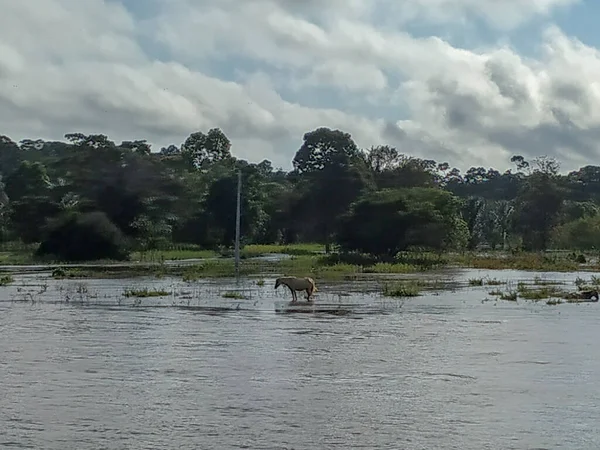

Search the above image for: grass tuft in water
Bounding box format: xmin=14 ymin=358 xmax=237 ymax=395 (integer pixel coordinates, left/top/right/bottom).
xmin=382 ymin=281 xmax=422 ymax=298
xmin=0 ymin=274 xmax=14 ymax=285
xmin=123 ymin=288 xmax=170 ymax=298
xmin=499 ymin=291 xmax=518 ymax=301
xmin=221 ymin=291 xmax=246 ymax=300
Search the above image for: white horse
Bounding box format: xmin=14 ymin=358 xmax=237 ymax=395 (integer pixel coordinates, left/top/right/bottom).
xmin=275 ymin=276 xmax=318 ymax=303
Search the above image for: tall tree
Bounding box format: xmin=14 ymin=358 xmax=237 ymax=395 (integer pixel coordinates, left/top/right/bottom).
xmin=181 ymin=128 xmax=232 ymax=169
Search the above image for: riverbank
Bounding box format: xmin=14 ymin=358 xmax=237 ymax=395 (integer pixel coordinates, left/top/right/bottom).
xmin=0 ymin=243 xmax=597 ymax=279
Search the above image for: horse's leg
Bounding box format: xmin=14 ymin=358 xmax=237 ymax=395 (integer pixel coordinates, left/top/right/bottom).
xmin=289 ymin=286 xmax=297 ymax=302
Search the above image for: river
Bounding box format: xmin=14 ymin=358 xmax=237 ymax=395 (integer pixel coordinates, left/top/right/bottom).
xmin=1 ymin=269 xmax=600 ymax=449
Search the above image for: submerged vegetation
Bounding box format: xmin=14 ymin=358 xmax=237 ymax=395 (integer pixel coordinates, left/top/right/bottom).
xmin=486 ymin=275 xmax=600 ymax=305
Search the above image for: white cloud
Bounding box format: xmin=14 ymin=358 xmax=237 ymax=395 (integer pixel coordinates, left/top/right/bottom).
xmin=0 ymin=0 xmax=598 ymax=173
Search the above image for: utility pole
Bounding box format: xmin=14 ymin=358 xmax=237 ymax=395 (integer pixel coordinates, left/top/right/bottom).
xmin=234 ymin=169 xmax=242 ymax=280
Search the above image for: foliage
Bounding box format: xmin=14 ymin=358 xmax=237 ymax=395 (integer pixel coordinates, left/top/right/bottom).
xmin=337 ymin=187 xmax=464 ymax=257
xmin=0 ymin=128 xmax=597 ymax=262
xmin=36 ymin=211 xmax=129 ymax=261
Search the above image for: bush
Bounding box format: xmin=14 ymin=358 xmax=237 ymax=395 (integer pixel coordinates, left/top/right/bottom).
xmin=36 ymin=211 xmax=130 ymax=261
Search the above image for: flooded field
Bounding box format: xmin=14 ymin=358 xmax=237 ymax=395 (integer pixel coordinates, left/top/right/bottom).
xmin=2 ymin=268 xmax=600 ymax=448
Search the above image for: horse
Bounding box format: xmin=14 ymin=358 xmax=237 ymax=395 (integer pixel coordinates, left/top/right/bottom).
xmin=274 ymin=276 xmax=318 ymax=303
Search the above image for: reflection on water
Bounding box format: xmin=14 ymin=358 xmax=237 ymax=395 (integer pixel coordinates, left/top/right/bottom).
xmin=1 ymin=269 xmax=600 ymax=448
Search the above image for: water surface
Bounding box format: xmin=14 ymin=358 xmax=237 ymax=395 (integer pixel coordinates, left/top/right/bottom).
xmin=1 ymin=269 xmax=599 ymax=449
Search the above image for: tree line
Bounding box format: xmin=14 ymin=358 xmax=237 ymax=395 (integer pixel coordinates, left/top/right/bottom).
xmin=0 ymin=127 xmax=598 ymax=261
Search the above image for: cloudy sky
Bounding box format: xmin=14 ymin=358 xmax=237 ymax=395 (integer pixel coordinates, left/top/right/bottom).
xmin=1 ymin=0 xmax=600 ymax=172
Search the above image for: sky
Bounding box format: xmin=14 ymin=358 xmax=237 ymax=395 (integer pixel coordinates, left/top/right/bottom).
xmin=2 ymin=0 xmax=600 ymax=173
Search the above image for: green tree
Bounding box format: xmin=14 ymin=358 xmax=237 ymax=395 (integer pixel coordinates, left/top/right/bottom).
xmin=292 ymin=127 xmax=373 ymax=252
xmin=181 ymin=128 xmax=231 ymax=169
xmin=4 ymin=161 xmax=52 ymax=202
xmin=337 ymin=188 xmax=464 ymax=257
xmin=513 ymin=157 xmax=564 ymax=251
xmin=0 ymin=135 xmax=24 ymax=177
xmin=37 ymin=211 xmax=129 ymax=261
xmin=292 ymin=127 xmax=363 ymax=174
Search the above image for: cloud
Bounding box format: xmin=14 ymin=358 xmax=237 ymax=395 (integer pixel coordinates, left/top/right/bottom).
xmin=0 ymin=0 xmax=598 ymax=173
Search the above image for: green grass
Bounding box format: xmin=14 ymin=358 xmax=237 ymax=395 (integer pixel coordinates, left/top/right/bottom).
xmin=133 ymin=249 xmax=218 ymax=262
xmin=490 ymin=281 xmax=583 ymax=302
xmin=468 ymin=278 xmax=484 ymax=286
xmin=451 ymin=252 xmax=582 ymax=272
xmin=123 ymin=288 xmax=171 ymax=298
xmin=241 ymin=243 xmax=323 ymax=257
xmin=7 ymin=240 xmax=600 ymax=282
xmin=221 ymin=291 xmax=246 ymax=299
xmin=0 ymin=274 xmax=14 ymax=285
xmin=382 ymin=281 xmax=422 ymax=297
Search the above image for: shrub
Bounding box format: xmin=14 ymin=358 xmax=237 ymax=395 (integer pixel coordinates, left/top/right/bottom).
xmin=36 ymin=211 xmax=130 ymax=261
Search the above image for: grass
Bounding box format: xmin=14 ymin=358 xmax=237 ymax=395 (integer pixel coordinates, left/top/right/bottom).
xmin=488 ymin=279 xmax=595 ymax=303
xmin=221 ymin=291 xmax=246 ymax=299
xmin=0 ymin=274 xmax=14 ymax=285
xmin=123 ymin=288 xmax=171 ymax=298
xmin=6 ymin=240 xmax=600 ymax=283
xmin=133 ymin=248 xmax=218 ymax=262
xmin=469 ymin=276 xmax=506 ymax=286
xmin=499 ymin=291 xmax=518 ymax=301
xmin=382 ymin=281 xmax=422 ymax=298
xmin=451 ymin=251 xmax=583 ymax=272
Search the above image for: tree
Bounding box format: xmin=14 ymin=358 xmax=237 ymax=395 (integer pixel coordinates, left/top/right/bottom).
xmin=4 ymin=161 xmax=52 ymax=202
xmin=64 ymin=133 xmax=116 ymax=149
xmin=461 ymin=196 xmax=485 ymax=250
xmin=36 ymin=211 xmax=129 ymax=261
xmin=291 ymin=127 xmax=374 ymax=252
xmin=0 ymin=135 xmax=24 ymax=177
xmin=201 ymin=162 xmax=270 ymax=246
xmin=366 ymin=145 xmax=400 ymax=173
xmin=181 ymin=128 xmax=231 ymax=169
xmin=514 ymin=169 xmax=565 ymax=251
xmin=292 ymin=127 xmax=362 ymax=174
xmin=120 ymin=140 xmax=151 ymax=156
xmin=337 ymin=188 xmax=464 ymax=257
xmin=9 ymin=196 xmax=62 ymax=243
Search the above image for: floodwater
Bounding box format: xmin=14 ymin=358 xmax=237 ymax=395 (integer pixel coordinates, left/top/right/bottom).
xmin=2 ymin=268 xmax=600 ymax=449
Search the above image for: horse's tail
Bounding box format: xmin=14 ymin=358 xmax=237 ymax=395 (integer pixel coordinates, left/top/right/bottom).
xmin=309 ymin=277 xmax=318 ymax=292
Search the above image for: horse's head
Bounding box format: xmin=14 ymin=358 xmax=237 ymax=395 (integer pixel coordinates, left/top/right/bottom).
xmin=274 ymin=278 xmax=281 ymax=289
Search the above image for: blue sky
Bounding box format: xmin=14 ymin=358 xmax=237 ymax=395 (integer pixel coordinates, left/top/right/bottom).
xmin=2 ymin=0 xmax=600 ymax=172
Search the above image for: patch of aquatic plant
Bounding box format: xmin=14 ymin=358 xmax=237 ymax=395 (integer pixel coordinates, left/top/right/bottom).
xmin=0 ymin=274 xmax=14 ymax=285
xmin=221 ymin=291 xmax=246 ymax=299
xmin=499 ymin=291 xmax=518 ymax=301
xmin=123 ymin=288 xmax=170 ymax=298
xmin=256 ymin=279 xmax=265 ymax=286
xmin=395 ymin=251 xmax=449 ymax=269
xmin=533 ymin=276 xmax=563 ymax=286
xmin=489 ymin=289 xmax=504 ymax=296
xmin=321 ymin=251 xmax=445 ymax=272
xmin=382 ymin=281 xmax=422 ymax=298
xmin=452 ymin=252 xmax=581 ymax=272
xmin=51 ymin=265 xmax=161 ymax=279
xmin=547 ymin=299 xmax=563 ymax=305
xmin=468 ymin=278 xmax=484 ymax=286
xmin=363 ymin=262 xmax=419 ymax=274
xmin=516 ymin=283 xmax=567 ymax=301
xmin=469 ymin=276 xmax=505 ymax=286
